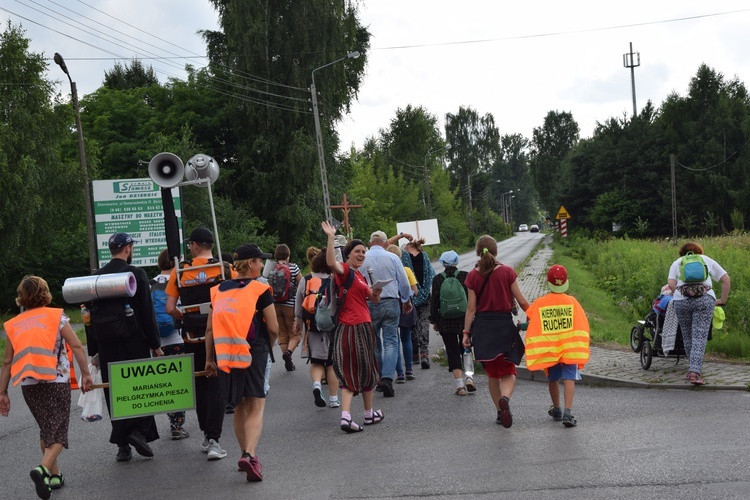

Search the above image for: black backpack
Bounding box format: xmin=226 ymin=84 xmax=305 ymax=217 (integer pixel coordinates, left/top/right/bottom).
xmin=89 ymin=296 xmax=138 ymax=342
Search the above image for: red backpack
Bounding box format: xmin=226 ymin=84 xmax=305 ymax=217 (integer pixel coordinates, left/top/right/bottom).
xmin=269 ymin=262 xmax=292 ymax=302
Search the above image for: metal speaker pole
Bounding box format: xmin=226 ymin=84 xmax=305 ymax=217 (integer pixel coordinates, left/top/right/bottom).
xmin=148 ymin=152 xmax=185 ymax=188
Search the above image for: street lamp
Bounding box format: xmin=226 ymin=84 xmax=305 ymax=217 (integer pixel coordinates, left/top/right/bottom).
xmin=54 ymin=53 xmax=97 ymax=273
xmin=311 ymin=50 xmax=360 ymax=222
xmin=500 ymin=189 xmax=513 ymax=223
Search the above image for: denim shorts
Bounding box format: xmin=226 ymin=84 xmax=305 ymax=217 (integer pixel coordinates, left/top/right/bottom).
xmin=546 ymin=363 xmax=581 ymax=381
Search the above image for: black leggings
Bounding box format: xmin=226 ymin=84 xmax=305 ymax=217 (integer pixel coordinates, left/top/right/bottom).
xmin=439 ymin=329 xmax=463 ymax=372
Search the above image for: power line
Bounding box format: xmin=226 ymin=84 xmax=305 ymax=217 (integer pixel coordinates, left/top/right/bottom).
xmin=373 ymin=8 xmax=750 ymax=51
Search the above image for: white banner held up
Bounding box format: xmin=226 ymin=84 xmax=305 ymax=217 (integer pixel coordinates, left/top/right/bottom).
xmin=395 ymin=219 xmax=440 ymax=246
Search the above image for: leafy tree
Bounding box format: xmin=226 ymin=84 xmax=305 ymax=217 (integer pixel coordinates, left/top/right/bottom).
xmin=529 ymin=110 xmax=579 ymax=217
xmin=202 ymin=0 xmax=371 ymax=252
xmin=444 ymin=106 xmax=500 ymax=232
xmin=0 ymin=22 xmax=87 ymax=307
xmin=103 ymin=59 xmax=158 ymax=90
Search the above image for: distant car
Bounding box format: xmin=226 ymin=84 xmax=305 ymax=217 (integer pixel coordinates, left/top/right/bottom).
xmin=518 ymin=224 xmax=528 ymax=232
xmin=530 ymin=224 xmax=540 ymax=233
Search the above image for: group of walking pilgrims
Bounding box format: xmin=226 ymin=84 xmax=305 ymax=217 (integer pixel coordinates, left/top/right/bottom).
xmin=1 ymin=224 xmax=594 ymax=498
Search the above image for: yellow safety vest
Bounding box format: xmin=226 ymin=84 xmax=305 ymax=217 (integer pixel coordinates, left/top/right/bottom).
xmin=524 ymin=293 xmax=590 ymax=370
xmin=4 ymin=308 xmax=63 ymax=386
xmin=210 ymin=280 xmax=270 ymax=373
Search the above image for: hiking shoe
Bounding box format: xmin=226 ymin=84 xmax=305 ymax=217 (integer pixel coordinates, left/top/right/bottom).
xmin=562 ymin=414 xmax=577 ymax=427
xmin=455 ymin=386 xmax=467 ymax=396
xmin=465 ymin=377 xmax=476 ymax=392
xmin=313 ymin=386 xmax=326 ymax=407
xmin=420 ymin=355 xmax=430 ymax=369
xmin=329 ymin=397 xmax=341 ymax=408
xmin=548 ymin=406 xmax=563 ymax=421
xmin=171 ymin=428 xmax=190 ymax=440
xmin=30 ymin=465 xmax=51 ymax=500
xmin=238 ymin=454 xmax=263 ymax=482
xmin=201 ymin=437 xmax=210 ymax=453
xmin=206 ymin=439 xmax=227 ymax=460
xmin=497 ymin=396 xmax=513 ymax=428
xmin=396 ymin=374 xmax=406 ymax=384
xmin=116 ymin=446 xmax=132 ymax=462
xmin=405 ymin=370 xmax=416 ymax=380
xmin=127 ymin=431 xmax=154 ymax=457
xmin=381 ymin=378 xmax=395 ymax=397
xmin=282 ymin=351 xmax=296 ymax=371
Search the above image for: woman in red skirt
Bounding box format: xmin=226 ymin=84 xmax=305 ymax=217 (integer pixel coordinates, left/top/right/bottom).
xmin=321 ymin=221 xmax=384 ymax=433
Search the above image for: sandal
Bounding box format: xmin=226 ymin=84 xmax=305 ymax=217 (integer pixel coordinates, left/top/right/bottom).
xmin=340 ymin=417 xmax=363 ymax=433
xmin=49 ymin=473 xmax=65 ymax=490
xmin=688 ymin=372 xmax=705 ymax=385
xmin=30 ymin=465 xmax=51 ymax=500
xmin=363 ymin=409 xmax=384 ymax=425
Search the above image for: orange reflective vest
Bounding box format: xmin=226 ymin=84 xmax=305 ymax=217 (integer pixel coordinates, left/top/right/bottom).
xmin=4 ymin=308 xmax=63 ymax=386
xmin=210 ymin=280 xmax=270 ymax=373
xmin=524 ymin=293 xmax=590 ymax=370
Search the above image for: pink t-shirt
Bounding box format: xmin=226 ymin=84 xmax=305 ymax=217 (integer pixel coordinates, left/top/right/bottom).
xmin=334 ymin=264 xmax=372 ymax=325
xmin=464 ymin=264 xmax=517 ymax=313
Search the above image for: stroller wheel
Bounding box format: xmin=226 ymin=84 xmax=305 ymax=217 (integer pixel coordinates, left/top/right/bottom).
xmin=630 ymin=326 xmax=644 ymax=353
xmin=640 ymin=341 xmax=653 ymax=370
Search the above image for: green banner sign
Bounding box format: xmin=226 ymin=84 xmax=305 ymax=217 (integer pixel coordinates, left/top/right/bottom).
xmin=107 ymin=354 xmax=196 ymax=420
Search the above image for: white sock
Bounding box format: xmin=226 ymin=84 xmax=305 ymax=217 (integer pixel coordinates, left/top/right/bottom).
xmin=329 ymin=395 xmax=339 ymax=402
xmin=313 ymin=381 xmax=322 ymax=391
xmin=455 ymin=378 xmax=465 ymax=389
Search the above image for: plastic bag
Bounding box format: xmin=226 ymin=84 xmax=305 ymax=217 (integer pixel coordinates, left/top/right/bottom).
xmin=77 ymin=363 xmax=103 ymax=422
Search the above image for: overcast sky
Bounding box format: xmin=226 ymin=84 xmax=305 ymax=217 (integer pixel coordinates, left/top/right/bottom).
xmin=3 ymin=1 xmax=750 ymax=154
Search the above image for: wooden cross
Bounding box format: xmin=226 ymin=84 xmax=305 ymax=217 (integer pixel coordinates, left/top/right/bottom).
xmin=329 ymin=193 xmax=362 ymax=237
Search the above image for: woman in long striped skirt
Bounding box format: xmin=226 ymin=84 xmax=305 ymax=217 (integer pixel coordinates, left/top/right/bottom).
xmin=322 ymin=222 xmax=384 ymax=433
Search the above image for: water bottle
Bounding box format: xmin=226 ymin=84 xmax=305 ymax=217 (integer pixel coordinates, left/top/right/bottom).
xmin=125 ymin=304 xmax=134 ymax=317
xmin=463 ymin=348 xmax=474 ymax=378
xmin=80 ymin=304 xmax=91 ymax=327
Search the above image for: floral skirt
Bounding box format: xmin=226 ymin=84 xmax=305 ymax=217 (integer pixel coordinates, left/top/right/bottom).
xmin=22 ymin=382 xmax=71 ymax=448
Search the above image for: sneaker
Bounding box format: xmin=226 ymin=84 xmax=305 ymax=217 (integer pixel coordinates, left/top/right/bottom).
xmin=420 ymin=355 xmax=430 ymax=369
xmin=238 ymin=454 xmax=263 ymax=482
xmin=329 ymin=397 xmax=341 ymax=408
xmin=497 ymin=396 xmax=513 ymax=428
xmin=225 ymin=404 xmax=235 ymax=414
xmin=115 ymin=446 xmax=132 ymax=462
xmin=206 ymin=439 xmax=227 ymax=460
xmin=201 ymin=437 xmax=210 ymax=453
xmin=381 ymin=378 xmax=395 ymax=397
xmin=465 ymin=377 xmax=476 ymax=392
xmin=313 ymin=385 xmax=326 ymax=407
xmin=455 ymin=386 xmax=467 ymax=396
xmin=405 ymin=370 xmax=416 ymax=380
xmin=282 ymin=351 xmax=296 ymax=371
xmin=171 ymin=428 xmax=190 ymax=440
xmin=548 ymin=406 xmax=563 ymax=421
xmin=396 ymin=374 xmax=406 ymax=384
xmin=562 ymin=413 xmax=577 ymax=427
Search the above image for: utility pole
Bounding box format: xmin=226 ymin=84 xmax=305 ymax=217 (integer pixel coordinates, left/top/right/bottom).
xmin=423 ymin=158 xmax=433 ymax=219
xmin=671 ymin=154 xmax=677 ymax=243
xmin=467 ymin=172 xmax=474 ymax=233
xmin=623 ymin=42 xmax=640 ymax=118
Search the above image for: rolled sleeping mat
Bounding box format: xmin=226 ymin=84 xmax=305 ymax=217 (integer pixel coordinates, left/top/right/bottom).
xmin=62 ymin=272 xmax=137 ymax=304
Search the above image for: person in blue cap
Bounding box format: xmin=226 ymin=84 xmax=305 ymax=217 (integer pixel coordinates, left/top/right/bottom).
xmin=429 ymin=250 xmax=473 ymax=395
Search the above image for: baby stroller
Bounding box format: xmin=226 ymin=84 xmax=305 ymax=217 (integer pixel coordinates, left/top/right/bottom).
xmin=630 ymin=286 xmax=687 ymax=370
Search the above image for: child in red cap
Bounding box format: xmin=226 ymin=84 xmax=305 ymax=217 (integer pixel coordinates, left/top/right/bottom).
xmin=521 ymin=265 xmax=589 ymax=427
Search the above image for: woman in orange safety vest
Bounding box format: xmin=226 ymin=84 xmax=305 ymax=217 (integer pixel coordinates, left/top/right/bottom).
xmin=0 ymin=275 xmax=93 ymax=499
xmin=205 ymin=244 xmax=278 ymax=482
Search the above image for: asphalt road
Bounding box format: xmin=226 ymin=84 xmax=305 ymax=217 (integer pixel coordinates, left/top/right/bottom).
xmin=3 ymin=232 xmax=750 ymax=499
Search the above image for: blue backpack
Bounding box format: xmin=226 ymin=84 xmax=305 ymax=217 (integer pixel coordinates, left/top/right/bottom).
xmin=150 ymin=276 xmax=175 ymax=338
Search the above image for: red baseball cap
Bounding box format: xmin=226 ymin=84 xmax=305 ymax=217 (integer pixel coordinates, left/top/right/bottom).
xmin=547 ymin=264 xmax=569 ymax=293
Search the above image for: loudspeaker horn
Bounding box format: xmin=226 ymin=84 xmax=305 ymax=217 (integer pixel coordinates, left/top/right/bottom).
xmin=185 ymin=154 xmax=219 ymax=187
xmin=148 ymin=152 xmax=185 ymax=188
